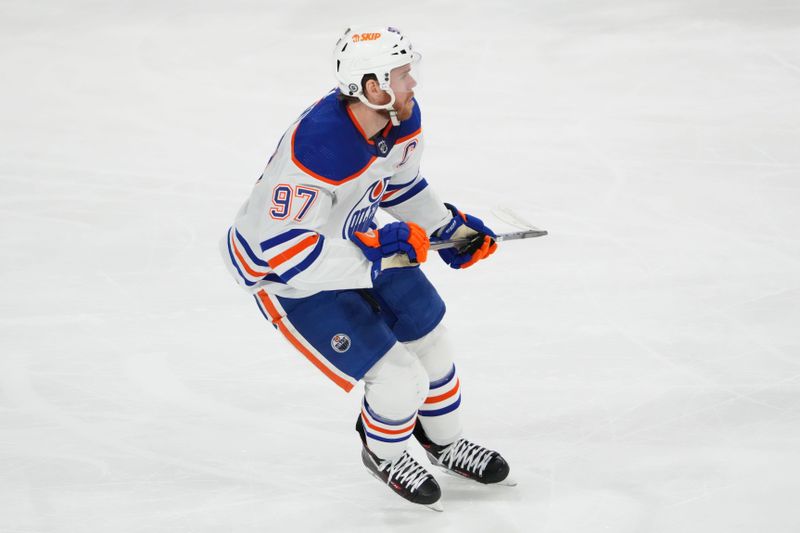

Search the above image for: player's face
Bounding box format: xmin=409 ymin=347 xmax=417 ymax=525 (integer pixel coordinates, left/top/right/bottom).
xmin=390 ymin=64 xmax=416 ymax=121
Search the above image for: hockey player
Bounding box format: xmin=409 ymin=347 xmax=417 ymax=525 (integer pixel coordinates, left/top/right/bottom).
xmin=221 ymin=26 xmax=513 ymax=510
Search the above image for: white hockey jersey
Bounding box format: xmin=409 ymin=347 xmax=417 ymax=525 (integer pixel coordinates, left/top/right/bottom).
xmin=221 ymin=90 xmax=451 ymax=299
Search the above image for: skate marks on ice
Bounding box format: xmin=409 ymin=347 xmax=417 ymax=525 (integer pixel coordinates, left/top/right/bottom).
xmin=0 ymin=352 xmax=285 ymax=488
xmin=0 ymin=350 xmax=385 ymax=530
xmin=0 ymin=350 xmax=353 ymax=489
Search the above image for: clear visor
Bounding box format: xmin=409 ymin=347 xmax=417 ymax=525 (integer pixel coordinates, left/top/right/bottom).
xmin=388 ymin=53 xmax=423 ymax=98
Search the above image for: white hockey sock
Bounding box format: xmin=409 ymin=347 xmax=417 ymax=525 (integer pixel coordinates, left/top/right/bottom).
xmin=417 ymin=364 xmax=462 ymax=445
xmin=405 ymin=325 xmax=463 ymax=446
xmin=362 ymin=342 xmax=429 ymax=460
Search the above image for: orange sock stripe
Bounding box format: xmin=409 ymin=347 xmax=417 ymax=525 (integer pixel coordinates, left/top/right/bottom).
xmin=361 ymin=409 xmax=417 ymax=435
xmin=425 ymin=378 xmax=460 ymax=404
xmin=267 ymin=234 xmax=319 ymax=269
xmin=256 ymin=291 xmax=354 ymax=392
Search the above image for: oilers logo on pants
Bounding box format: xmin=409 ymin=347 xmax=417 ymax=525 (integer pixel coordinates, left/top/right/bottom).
xmin=222 ymin=89 xmax=453 ymax=389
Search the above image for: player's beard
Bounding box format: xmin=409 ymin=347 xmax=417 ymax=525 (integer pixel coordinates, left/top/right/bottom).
xmin=391 ymin=96 xmax=415 ymax=122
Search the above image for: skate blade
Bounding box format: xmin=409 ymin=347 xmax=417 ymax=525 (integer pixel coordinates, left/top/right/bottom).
xmin=496 ymin=476 xmax=518 ymax=487
xmin=426 ymin=501 xmax=444 ymax=512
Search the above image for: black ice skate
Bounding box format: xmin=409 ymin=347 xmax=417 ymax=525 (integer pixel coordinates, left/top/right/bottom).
xmin=356 ymin=417 xmax=443 ymax=511
xmin=414 ymin=423 xmax=517 ymax=486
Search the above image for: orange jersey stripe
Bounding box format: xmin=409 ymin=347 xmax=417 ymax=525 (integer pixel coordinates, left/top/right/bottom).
xmin=231 ymin=232 xmax=269 ymax=278
xmin=395 ymin=127 xmax=421 ymax=145
xmin=425 ymin=378 xmax=460 ymax=404
xmin=361 ymin=409 xmax=417 ymax=435
xmin=346 ymin=105 xmax=374 ymax=145
xmin=267 ymin=234 xmax=319 ymax=270
xmin=344 ymin=107 xmax=393 ymax=143
xmin=256 ymin=291 xmax=354 ymax=392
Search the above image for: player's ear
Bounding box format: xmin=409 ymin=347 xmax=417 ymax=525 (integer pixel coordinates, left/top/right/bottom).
xmin=364 ymin=78 xmax=384 ymax=103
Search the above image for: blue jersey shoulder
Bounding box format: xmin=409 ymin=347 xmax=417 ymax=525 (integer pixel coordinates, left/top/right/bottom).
xmin=292 ymin=92 xmax=373 ymax=183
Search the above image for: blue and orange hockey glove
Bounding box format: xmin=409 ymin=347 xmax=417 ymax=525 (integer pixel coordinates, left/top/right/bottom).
xmin=353 ymin=221 xmax=430 ymax=279
xmin=432 ymin=203 xmax=498 ymax=269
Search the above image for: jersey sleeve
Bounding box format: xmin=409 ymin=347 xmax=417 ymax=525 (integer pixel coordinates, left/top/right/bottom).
xmin=223 ymin=178 xmax=373 ymax=294
xmin=379 ymin=133 xmax=452 ymax=235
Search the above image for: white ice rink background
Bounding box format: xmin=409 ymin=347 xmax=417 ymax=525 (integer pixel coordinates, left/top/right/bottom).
xmin=1 ymin=1 xmax=799 ymax=531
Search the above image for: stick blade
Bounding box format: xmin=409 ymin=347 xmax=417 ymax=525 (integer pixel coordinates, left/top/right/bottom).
xmin=427 ymin=206 xmax=548 ymax=251
xmin=491 ymin=205 xmax=543 ymax=231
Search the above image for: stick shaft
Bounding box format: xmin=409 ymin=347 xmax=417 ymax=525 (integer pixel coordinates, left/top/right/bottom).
xmin=429 ymin=229 xmax=548 ymax=251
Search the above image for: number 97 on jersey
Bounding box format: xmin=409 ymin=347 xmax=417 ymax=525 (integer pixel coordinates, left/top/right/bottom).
xmin=269 ymin=184 xmax=320 ymax=222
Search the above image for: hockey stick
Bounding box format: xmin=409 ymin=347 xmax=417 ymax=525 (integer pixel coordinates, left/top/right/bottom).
xmin=429 ymin=207 xmax=548 ymax=251
xmin=491 ymin=205 xmax=544 ymax=232
xmin=429 ymin=228 xmax=548 ymax=251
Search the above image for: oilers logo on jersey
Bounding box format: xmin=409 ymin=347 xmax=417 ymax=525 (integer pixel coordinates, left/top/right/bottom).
xmin=220 ymin=90 xmax=452 ymax=299
xmin=343 ymin=178 xmax=389 ymax=239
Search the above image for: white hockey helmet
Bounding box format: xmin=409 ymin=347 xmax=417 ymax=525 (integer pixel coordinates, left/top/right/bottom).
xmin=333 ymin=26 xmax=421 ymax=125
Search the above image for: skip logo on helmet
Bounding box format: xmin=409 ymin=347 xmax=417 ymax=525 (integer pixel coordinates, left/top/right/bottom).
xmin=352 ymin=32 xmax=381 ymax=43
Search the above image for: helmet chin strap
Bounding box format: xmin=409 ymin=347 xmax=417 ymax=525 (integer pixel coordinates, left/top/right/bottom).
xmin=357 ymin=88 xmax=401 ymax=126
xmin=387 ymin=109 xmax=400 ymax=127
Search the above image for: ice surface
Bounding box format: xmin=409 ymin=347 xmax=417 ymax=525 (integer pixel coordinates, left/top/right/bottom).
xmin=1 ymin=1 xmax=799 ymax=531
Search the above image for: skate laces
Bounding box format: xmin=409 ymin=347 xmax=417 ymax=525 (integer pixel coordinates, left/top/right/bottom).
xmin=379 ymin=452 xmax=430 ymax=493
xmin=438 ymin=439 xmax=494 ymax=476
